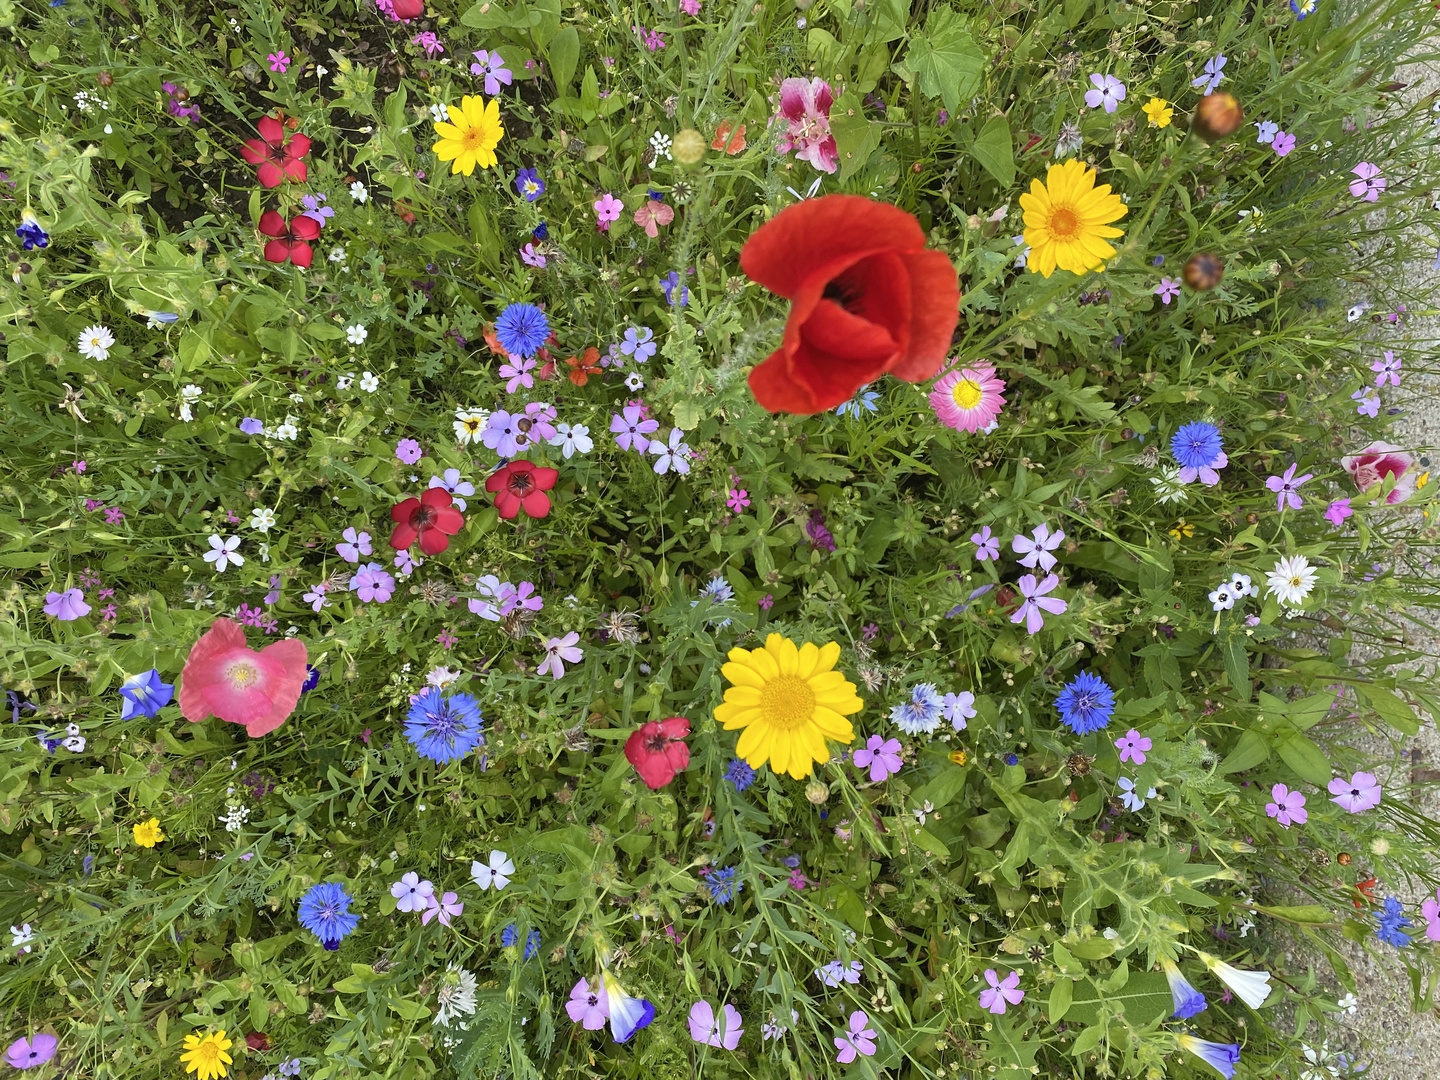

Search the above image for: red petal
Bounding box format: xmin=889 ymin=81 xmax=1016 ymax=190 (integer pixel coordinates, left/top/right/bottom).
xmin=419 ymin=528 xmax=451 ymax=555
xmin=239 ymin=139 xmax=271 ymax=165
xmin=623 ymin=727 xmax=654 ymax=769
xmin=390 ymin=523 xmax=417 ymax=549
xmin=256 ymin=115 xmax=285 ymax=146
xmin=179 ymin=618 xmax=248 ymax=722
xmin=257 ymin=211 xmax=287 ymax=238
xmin=519 ymin=490 xmax=552 ymax=518
xmin=256 ymin=161 xmax=284 ymax=188
xmin=740 ymin=195 xmax=926 ymax=300
xmin=288 ymin=242 xmax=314 ymax=269
xmin=284 ymin=159 xmax=308 ymax=185
xmin=420 ymin=487 xmax=453 ymax=509
xmin=432 ymin=506 xmax=464 ymax=534
xmin=285 ymin=133 xmax=311 ymax=160
xmin=242 ymin=638 xmax=309 ymax=737
xmin=887 ymin=250 xmax=961 ymax=382
xmin=493 ymin=490 xmax=521 ymax=518
xmin=262 ymin=239 xmax=293 ymax=264
xmin=391 ymin=0 xmax=423 ymax=17
xmin=392 ymin=497 xmax=420 ymax=522
xmin=657 ymin=716 xmax=691 ymax=739
xmin=290 ymin=215 xmax=322 ymax=241
xmin=484 ymin=467 xmax=511 ymax=494
xmin=661 ymin=739 xmax=691 ymax=777
xmin=529 ymin=466 xmax=559 ymax=491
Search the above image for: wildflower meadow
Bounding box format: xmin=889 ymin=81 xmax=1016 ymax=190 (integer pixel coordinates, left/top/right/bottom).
xmin=5 ymin=0 xmax=1440 ymax=1077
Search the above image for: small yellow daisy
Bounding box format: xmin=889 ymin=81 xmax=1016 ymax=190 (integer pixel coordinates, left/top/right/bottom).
xmin=132 ymin=817 xmax=165 ymax=847
xmin=431 ymin=96 xmax=505 ymax=176
xmin=179 ymin=1030 xmax=233 ymax=1080
xmin=1142 ymin=97 xmax=1173 ymax=128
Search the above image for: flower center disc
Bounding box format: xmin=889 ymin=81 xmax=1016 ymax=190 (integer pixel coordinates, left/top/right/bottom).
xmin=227 ymin=661 xmax=260 ymax=688
xmin=952 ymin=378 xmax=983 ymax=410
xmin=1049 ymin=206 xmax=1080 ymax=239
xmin=759 ymin=674 xmax=816 ymax=730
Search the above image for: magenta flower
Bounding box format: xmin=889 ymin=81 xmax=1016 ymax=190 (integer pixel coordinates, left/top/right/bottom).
xmin=1115 ymin=728 xmax=1152 ymax=765
xmin=1325 ymin=499 xmax=1353 ymax=527
xmin=421 ymin=890 xmax=463 ymax=926
xmin=267 ymin=51 xmax=290 ymax=73
xmin=1155 ymin=277 xmax=1182 ymax=304
xmin=971 ymin=526 xmax=1000 ymax=561
xmin=688 ymin=1000 xmax=742 ymax=1049
xmin=1265 ymin=783 xmax=1307 ymax=828
xmin=5 ymin=1035 xmax=57 ymax=1070
xmin=499 ymin=355 xmax=536 ymax=393
xmin=469 ymin=50 xmax=512 ymax=95
xmin=638 ymin=25 xmax=666 ymax=50
xmin=978 ymin=969 xmax=1024 ymax=1014
xmin=775 ymin=77 xmax=838 ymax=174
xmin=1272 ymin=130 xmax=1296 ymax=157
xmin=1349 ymin=162 xmax=1384 ymax=201
xmin=1371 ymin=350 xmax=1402 ymax=387
xmin=44 ymin=588 xmax=90 ymax=621
xmin=1422 ymin=889 xmax=1440 ymax=942
xmin=758 ymin=593 xmax=773 ymax=610
xmin=1083 ymin=73 xmax=1126 ymax=113
xmin=519 ymin=242 xmax=546 ymax=268
xmin=1011 ymin=573 xmax=1066 ymax=635
xmin=1265 ymin=463 xmax=1312 ymax=512
xmin=566 ymin=977 xmax=610 ymax=1029
xmin=594 ymin=193 xmax=623 ymax=231
xmin=1329 ymin=770 xmax=1381 ymax=813
xmin=396 ymin=438 xmax=422 ymax=464
xmin=726 ymin=488 xmax=750 ymax=512
xmin=834 ymin=1011 xmax=878 ymax=1063
xmin=411 ymin=32 xmax=444 ymax=56
xmin=852 ymin=734 xmax=903 ymax=782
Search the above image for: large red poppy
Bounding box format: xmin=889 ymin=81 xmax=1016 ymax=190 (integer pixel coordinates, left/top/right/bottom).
xmin=485 ymin=460 xmax=558 ymax=520
xmin=391 ymin=0 xmax=423 ymax=18
xmin=624 ymin=717 xmax=691 ymax=788
xmin=740 ymin=194 xmax=960 ymax=414
xmin=239 ymin=116 xmax=311 ymax=188
xmin=257 ymin=212 xmax=321 ymax=268
xmin=179 ymin=617 xmax=308 ymax=737
xmin=390 ymin=488 xmax=466 ymax=554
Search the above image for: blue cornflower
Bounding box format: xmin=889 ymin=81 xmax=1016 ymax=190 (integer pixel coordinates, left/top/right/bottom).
xmin=16 ymin=215 xmax=49 ymax=250
xmin=524 ymin=929 xmax=541 ymax=959
xmin=835 ymin=387 xmax=880 ymax=418
xmin=1163 ymin=960 xmax=1208 ymax=1019
xmin=1374 ymin=896 xmax=1413 ymax=947
xmin=706 ymin=866 xmax=740 ymax=905
xmin=1171 ymin=422 xmax=1223 ymax=470
xmin=501 ymin=923 xmax=519 ymax=947
xmin=119 ymin=670 xmax=173 ymax=719
xmin=494 ymin=302 xmax=549 ymax=359
xmin=403 ymin=689 xmax=485 ymax=764
xmin=661 ymin=270 xmax=689 ymax=307
xmin=532 ymin=221 xmax=548 ymax=241
xmin=890 ymin=682 xmax=944 ymax=735
xmin=691 ymin=576 xmax=735 ymax=628
xmin=725 ymin=758 xmax=756 ymax=792
xmin=297 ymin=882 xmax=360 ymax=950
xmin=301 ymin=665 xmax=321 ymax=693
xmin=1054 ymin=671 xmax=1116 ymax=735
xmin=515 ymin=168 xmax=545 ymax=202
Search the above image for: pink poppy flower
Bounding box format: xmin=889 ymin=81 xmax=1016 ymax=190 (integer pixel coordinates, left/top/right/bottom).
xmin=978 ymin=969 xmax=1024 ymax=1014
xmin=775 ymin=77 xmax=838 ymax=174
xmin=633 ymin=198 xmax=674 ymax=238
xmin=178 ymin=617 xmax=308 ymax=736
xmin=1341 ymin=441 xmax=1419 ymax=504
xmin=1265 ymin=783 xmax=1308 ymax=828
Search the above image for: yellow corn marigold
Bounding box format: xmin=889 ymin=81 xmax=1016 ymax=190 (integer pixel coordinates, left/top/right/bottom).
xmin=1019 ymin=159 xmax=1128 ymax=278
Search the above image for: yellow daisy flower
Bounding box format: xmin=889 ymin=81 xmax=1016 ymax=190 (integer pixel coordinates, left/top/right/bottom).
xmin=132 ymin=817 xmax=164 ymax=847
xmin=1142 ymin=97 xmax=1173 ymax=128
xmin=715 ymin=634 xmax=862 ymax=780
xmin=1019 ymin=159 xmax=1128 ymax=278
xmin=179 ymin=1030 xmax=233 ymax=1080
xmin=432 ymin=96 xmax=505 ymax=176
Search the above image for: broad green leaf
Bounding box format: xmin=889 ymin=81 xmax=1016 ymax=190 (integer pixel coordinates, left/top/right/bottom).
xmin=1219 ymin=728 xmax=1269 ymax=774
xmin=830 ymin=92 xmax=881 ymax=184
xmin=904 ymin=9 xmax=984 ymax=114
xmin=1066 ymin=971 xmax=1171 ymax=1025
xmin=1276 ymin=731 xmax=1333 ymax=787
xmin=1255 ymin=904 xmax=1334 ymax=925
xmin=1048 ymin=979 xmax=1074 ymax=1024
xmin=547 ymin=26 xmax=579 ymax=92
xmin=1356 ymin=684 xmax=1421 ymax=736
xmin=970 ymin=114 xmax=1015 ymax=188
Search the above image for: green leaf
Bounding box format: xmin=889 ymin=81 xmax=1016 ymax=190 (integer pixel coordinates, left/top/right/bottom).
xmin=1276 ymin=731 xmax=1333 ymax=787
xmin=1221 ymin=632 xmax=1249 ymax=692
xmin=547 ymin=26 xmax=579 ymax=92
xmin=865 ymin=0 xmax=909 ymax=43
xmin=1048 ymin=979 xmax=1074 ymax=1024
xmin=1070 ymin=1024 xmax=1104 ymax=1057
xmin=830 ymin=92 xmax=881 ymax=184
xmin=1066 ymin=971 xmax=1171 ymax=1026
xmin=909 ymin=825 xmax=951 ymax=861
xmin=904 ymin=10 xmax=984 ymax=114
xmin=1219 ymin=728 xmax=1270 ymax=774
xmin=1356 ymin=684 xmax=1421 ymax=736
xmin=578 ymin=66 xmax=600 ymax=121
xmin=970 ymin=114 xmax=1014 ymax=188
xmin=1254 ymin=904 xmax=1335 ymax=925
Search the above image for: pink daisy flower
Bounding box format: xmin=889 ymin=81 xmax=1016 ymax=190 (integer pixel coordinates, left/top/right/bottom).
xmin=929 ymin=364 xmax=1006 ymax=433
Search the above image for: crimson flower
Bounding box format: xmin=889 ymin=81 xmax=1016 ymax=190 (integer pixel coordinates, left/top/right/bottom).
xmin=391 ymin=0 xmax=423 ymax=17
xmin=624 ymin=717 xmax=691 ymax=788
xmin=258 ymin=212 xmax=321 ymax=268
xmin=486 ymin=460 xmax=558 ymax=520
xmin=239 ymin=115 xmax=311 ymax=188
xmin=245 ymin=1033 xmax=271 ymax=1053
xmin=390 ymin=488 xmax=465 ymax=554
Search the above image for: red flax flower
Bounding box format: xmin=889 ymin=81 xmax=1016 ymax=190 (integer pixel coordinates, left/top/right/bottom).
xmin=486 ymin=460 xmax=558 ymax=520
xmin=390 ymin=488 xmax=465 ymax=554
xmin=258 ymin=212 xmax=321 ymax=268
xmin=740 ymin=194 xmax=960 ymax=414
xmin=179 ymin=617 xmax=308 ymax=737
xmin=624 ymin=717 xmax=691 ymax=788
xmin=565 ymin=346 xmax=602 ymax=386
xmin=239 ymin=115 xmax=311 ymax=188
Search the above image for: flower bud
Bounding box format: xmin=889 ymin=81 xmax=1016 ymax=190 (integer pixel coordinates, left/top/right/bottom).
xmin=97 ymin=71 xmax=113 ymax=87
xmin=672 ymin=128 xmax=706 ymax=165
xmin=1191 ymin=92 xmax=1244 ymax=141
xmin=804 ymin=780 xmax=829 ymax=804
xmin=1183 ymin=253 xmax=1224 ymax=291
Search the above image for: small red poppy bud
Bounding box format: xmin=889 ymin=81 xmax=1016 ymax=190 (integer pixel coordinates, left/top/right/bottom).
xmin=97 ymin=71 xmax=114 ymax=87
xmin=1191 ymin=92 xmax=1244 ymax=141
xmin=1183 ymin=253 xmax=1224 ymax=291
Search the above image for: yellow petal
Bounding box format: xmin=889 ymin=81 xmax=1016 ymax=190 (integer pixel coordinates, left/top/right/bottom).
xmin=722 ymin=659 xmax=766 ymax=689
xmin=715 ymin=702 xmax=760 ymax=728
xmin=768 ymin=635 xmax=800 ymax=675
xmin=801 ymin=722 xmax=830 ymax=764
xmin=736 ymin=722 xmax=768 ymax=760
xmin=812 ymin=706 xmax=856 ymax=740
xmin=724 ymin=685 xmax=763 ymax=708
xmin=795 ymin=641 xmax=821 ymax=680
xmin=769 ymin=730 xmax=790 ymax=776
xmin=815 ymin=640 xmax=841 ymax=673
xmin=747 ymin=646 xmax=780 ymax=681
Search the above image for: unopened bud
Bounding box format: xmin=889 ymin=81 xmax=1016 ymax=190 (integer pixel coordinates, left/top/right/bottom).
xmin=672 ymin=128 xmax=706 ymax=165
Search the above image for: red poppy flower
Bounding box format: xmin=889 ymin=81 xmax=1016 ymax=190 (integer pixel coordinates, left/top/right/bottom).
xmin=1353 ymin=876 xmax=1378 ymax=910
xmin=624 ymin=717 xmax=691 ymax=788
xmin=239 ymin=115 xmax=311 ymax=188
xmin=179 ymin=617 xmax=308 ymax=737
xmin=390 ymin=488 xmax=465 ymax=554
xmin=257 ymin=212 xmax=321 ymax=268
xmin=712 ymin=121 xmax=747 ymax=154
xmin=740 ymin=194 xmax=960 ymax=414
xmin=391 ymin=0 xmax=423 ymax=18
xmin=245 ymin=1033 xmax=271 ymax=1054
xmin=565 ymin=347 xmax=602 ymax=386
xmin=486 ymin=460 xmax=558 ymax=520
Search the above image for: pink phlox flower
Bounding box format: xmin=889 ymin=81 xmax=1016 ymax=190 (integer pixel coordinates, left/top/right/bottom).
xmin=499 ymin=355 xmax=537 ymax=392
xmin=1371 ymin=350 xmax=1401 ymax=387
xmin=978 ymin=969 xmax=1024 ymax=1014
xmin=1349 ymin=162 xmax=1384 ymax=201
xmin=336 ymin=527 xmax=372 ymax=563
xmin=1328 ymin=770 xmax=1381 ymax=813
xmin=1012 ymin=523 xmax=1064 ymax=572
xmin=726 ymin=488 xmax=750 ymax=512
xmin=688 ymin=1000 xmax=742 ymax=1049
xmin=267 ymin=51 xmax=290 ymax=73
xmin=834 ymin=1011 xmax=878 ymax=1063
xmin=1324 ymin=499 xmax=1353 ymax=527
xmin=1115 ymin=728 xmax=1152 ymax=764
xmin=421 ymin=890 xmax=463 ymax=926
xmin=520 ymin=242 xmax=546 ymax=268
xmin=411 ymin=32 xmax=444 ymax=56
xmin=852 ymin=734 xmax=903 ymax=782
xmin=1422 ymin=890 xmax=1440 ymax=942
xmin=1084 ymin=73 xmax=1126 ymax=113
xmin=971 ymin=526 xmax=1000 ymax=561
xmin=1265 ymin=783 xmax=1308 ymax=828
xmin=538 ymin=632 xmax=583 ymax=679
xmin=1265 ymin=463 xmax=1312 ymax=512
xmin=566 ymin=977 xmax=610 ymax=1029
xmin=594 ymin=193 xmax=623 ymax=231
xmin=1155 ymin=277 xmax=1182 ymax=304
xmin=1272 ymin=130 xmax=1296 ymax=156
xmin=1011 ymin=573 xmax=1067 ymax=635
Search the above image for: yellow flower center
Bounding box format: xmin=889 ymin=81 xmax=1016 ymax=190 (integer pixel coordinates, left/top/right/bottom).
xmin=460 ymin=123 xmax=491 ymax=153
xmin=463 ymin=418 xmax=481 ymax=432
xmin=1288 ymin=575 xmax=1304 ymax=588
xmin=227 ymin=661 xmax=259 ymax=688
xmin=759 ymin=674 xmax=816 ymax=730
xmin=1048 ymin=206 xmax=1079 ymax=239
xmin=951 ymin=378 xmax=983 ymax=410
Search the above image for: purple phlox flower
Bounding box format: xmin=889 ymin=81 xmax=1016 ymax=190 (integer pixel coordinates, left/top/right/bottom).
xmin=264 ymin=572 xmax=282 ymax=604
xmin=300 ymin=193 xmax=335 ymax=227
xmin=240 ymin=417 xmax=265 ymax=435
xmin=816 ymin=959 xmax=863 ymax=987
xmin=650 ymin=428 xmax=693 ymax=475
xmin=687 ymin=1000 xmax=742 ymax=1049
xmin=411 ymin=31 xmax=444 ymax=56
xmin=1012 ymin=573 xmax=1066 ymax=635
xmin=1084 ymin=73 xmax=1126 ymax=113
xmin=499 ymin=355 xmax=537 ymax=393
xmin=5 ymin=1035 xmax=58 ymax=1070
xmin=497 ymin=580 xmax=543 ymax=616
xmin=620 ymin=325 xmax=657 ymax=363
xmin=520 ymin=243 xmax=546 ymax=268
xmin=1192 ymin=54 xmax=1227 ymax=95
xmin=351 ymin=562 xmax=396 ymax=603
xmin=1272 ymin=131 xmax=1296 ymax=157
xmin=428 ymin=468 xmax=474 ymax=511
xmin=520 ymin=401 xmax=558 ymax=446
xmin=662 ymin=270 xmax=690 ymax=306
xmin=1265 ymin=463 xmax=1312 ymax=512
xmin=481 ymin=409 xmax=524 ymax=457
xmin=852 ymin=734 xmax=903 ymax=782
xmin=390 ymin=871 xmax=435 ymax=913
xmin=538 ymin=632 xmax=583 ymax=679
xmin=394 ymin=549 xmax=420 ymax=577
xmin=567 ymin=977 xmax=610 ymax=1029
xmin=942 ymin=690 xmax=976 ymax=730
xmin=469 ymin=50 xmax=513 ymax=95
xmin=1155 ymin=277 xmax=1182 ymax=304
xmin=1371 ymin=350 xmax=1401 ymax=387
xmin=1265 ymin=783 xmax=1307 ymax=828
xmin=336 ymin=527 xmax=372 ymax=563
xmin=971 ymin=525 xmax=1000 ymax=561
xmin=1325 ymin=499 xmax=1353 ymax=527
xmin=1012 ymin=523 xmax=1064 ymax=572
xmin=1115 ymin=728 xmax=1152 ymax=764
xmin=1421 ymin=891 xmax=1440 ymax=942
xmin=1349 ymin=162 xmax=1384 ymax=201
xmin=396 ymin=438 xmax=422 ymax=464
xmin=303 ymin=583 xmax=330 ymax=612
xmin=834 ymin=1011 xmax=877 ymax=1063
xmin=1352 ymin=389 xmax=1381 ymax=417
xmin=1328 ymin=770 xmax=1381 ymax=812
xmin=610 ymin=405 xmax=659 ymax=452
xmin=469 ymin=574 xmax=504 ymax=621
xmin=44 ymin=588 xmax=90 ymax=621
xmin=422 ymin=890 xmax=463 ymax=927
xmin=1254 ymin=120 xmax=1278 ymax=144
xmin=978 ymin=969 xmax=1024 ymax=1014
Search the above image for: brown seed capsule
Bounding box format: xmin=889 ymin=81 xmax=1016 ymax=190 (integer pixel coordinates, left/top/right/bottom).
xmin=175 ymin=88 xmax=190 ymax=102
xmin=1245 ymin=512 xmax=1259 ymax=525
xmin=1064 ymin=752 xmax=1095 ymax=778
xmin=97 ymin=71 xmax=114 ymax=87
xmin=1191 ymin=92 xmax=1244 ymax=141
xmin=1183 ymin=253 xmax=1225 ymax=291
xmin=1337 ymin=851 xmax=1352 ymax=865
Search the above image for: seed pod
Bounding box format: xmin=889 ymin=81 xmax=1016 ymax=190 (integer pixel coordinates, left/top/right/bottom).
xmin=175 ymin=87 xmax=190 ymax=102
xmin=804 ymin=780 xmax=829 ymax=805
xmin=671 ymin=128 xmax=706 ymax=165
xmin=1191 ymin=92 xmax=1244 ymax=141
xmin=1337 ymin=851 xmax=1352 ymax=865
xmin=1183 ymin=253 xmax=1225 ymax=291
xmin=97 ymin=71 xmax=114 ymax=87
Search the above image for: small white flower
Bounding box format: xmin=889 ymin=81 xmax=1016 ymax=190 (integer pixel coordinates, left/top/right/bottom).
xmin=316 ymin=64 xmax=329 ymax=77
xmin=1208 ymin=585 xmax=1234 ymax=611
xmin=649 ymin=131 xmax=672 ymax=160
xmin=259 ymin=542 xmax=271 ymax=563
xmin=10 ymin=924 xmax=33 ymax=952
xmin=1229 ymin=572 xmax=1257 ymax=598
xmin=289 ymin=392 xmax=305 ymax=404
xmin=250 ymin=507 xmax=277 ymax=533
xmin=329 ymin=245 xmax=347 ymax=263
xmin=471 ymin=850 xmax=515 ymax=891
xmin=1337 ymin=992 xmax=1358 ymax=1015
xmin=274 ymin=422 xmax=299 ymax=441
xmin=547 ymin=422 xmax=593 ymax=458
xmin=350 ymin=181 xmax=368 ymax=203
xmin=218 ymin=804 xmax=251 ymax=832
xmin=62 ymin=734 xmax=86 ymax=752
xmin=625 ymin=371 xmax=644 ymax=391
xmin=104 ymin=123 xmax=113 ymax=134
xmin=1202 ymin=955 xmax=1272 ymax=1009
xmin=179 ymin=403 xmax=194 ymax=423
xmin=204 ymin=534 xmax=244 ymax=573
xmin=453 ymin=407 xmax=489 ymax=445
xmin=1149 ymin=465 xmax=1189 ymax=505
xmin=1346 ymin=303 xmax=1368 ymax=322
xmin=1265 ymin=554 xmax=1317 ymax=607
xmin=360 ymin=372 xmax=379 ymax=392
xmin=78 ymin=325 xmax=115 ymax=361
xmin=912 ymin=799 xmax=935 ymax=825
xmin=1116 ymin=776 xmax=1155 ymax=811
xmin=430 ymin=103 xmax=450 ymax=123
xmin=346 ymin=324 xmax=368 ymax=345
xmin=336 ymin=373 xmax=355 ymax=390
xmin=1102 ymin=927 xmax=1120 ymax=940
